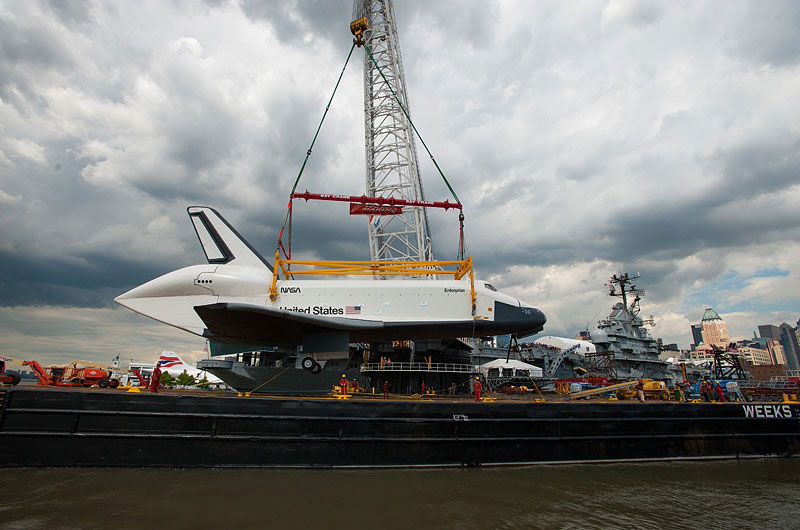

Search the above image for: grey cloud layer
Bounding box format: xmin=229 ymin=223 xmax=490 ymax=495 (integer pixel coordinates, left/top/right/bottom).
xmin=1 ymin=0 xmax=799 ymax=355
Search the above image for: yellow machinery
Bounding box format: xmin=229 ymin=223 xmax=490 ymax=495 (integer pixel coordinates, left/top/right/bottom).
xmin=615 ymin=379 xmax=671 ymax=401
xmin=349 ymin=16 xmax=369 ymax=46
xmin=567 ymin=380 xmax=638 ymax=400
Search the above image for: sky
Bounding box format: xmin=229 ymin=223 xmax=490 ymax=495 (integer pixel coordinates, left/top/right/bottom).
xmin=1 ymin=0 xmax=799 ymax=367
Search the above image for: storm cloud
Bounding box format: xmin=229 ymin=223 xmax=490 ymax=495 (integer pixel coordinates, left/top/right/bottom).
xmin=1 ymin=0 xmax=799 ymax=364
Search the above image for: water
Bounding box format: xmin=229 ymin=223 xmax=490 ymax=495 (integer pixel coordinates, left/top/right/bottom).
xmin=1 ymin=459 xmax=798 ymax=529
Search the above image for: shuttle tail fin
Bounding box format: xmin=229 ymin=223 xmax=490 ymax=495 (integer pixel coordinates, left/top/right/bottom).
xmin=187 ymin=206 xmax=272 ymax=271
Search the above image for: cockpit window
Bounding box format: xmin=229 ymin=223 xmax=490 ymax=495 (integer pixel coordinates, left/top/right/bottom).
xmin=484 ymin=283 xmax=498 ymax=292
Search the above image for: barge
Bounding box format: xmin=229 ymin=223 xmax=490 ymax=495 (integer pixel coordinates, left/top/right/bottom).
xmin=1 ymin=388 xmax=798 ymax=468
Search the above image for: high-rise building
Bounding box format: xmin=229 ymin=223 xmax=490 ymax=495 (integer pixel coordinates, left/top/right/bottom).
xmin=700 ymin=307 xmax=730 ymax=348
xmin=779 ymin=322 xmax=800 ymax=370
xmin=767 ymin=338 xmax=787 ymax=365
xmin=690 ymin=324 xmax=703 ymax=350
xmin=758 ymin=324 xmax=782 ymax=341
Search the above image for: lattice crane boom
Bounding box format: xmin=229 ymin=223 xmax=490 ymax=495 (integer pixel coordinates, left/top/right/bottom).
xmin=354 ymin=0 xmax=434 ymax=266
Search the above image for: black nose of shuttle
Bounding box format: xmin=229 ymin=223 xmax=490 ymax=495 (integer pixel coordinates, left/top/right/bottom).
xmin=492 ymin=301 xmax=546 ymax=337
xmin=516 ymin=306 xmax=547 ymax=337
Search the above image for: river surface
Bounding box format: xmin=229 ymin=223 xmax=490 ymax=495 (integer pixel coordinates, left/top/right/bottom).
xmin=1 ymin=459 xmax=798 ymax=530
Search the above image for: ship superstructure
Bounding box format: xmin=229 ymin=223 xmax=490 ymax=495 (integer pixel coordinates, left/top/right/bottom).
xmin=511 ymin=273 xmax=708 ymax=383
xmin=583 ymin=273 xmax=663 ymax=379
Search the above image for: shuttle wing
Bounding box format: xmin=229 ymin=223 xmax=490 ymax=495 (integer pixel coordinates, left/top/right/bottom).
xmin=194 ymin=303 xmax=383 ymax=345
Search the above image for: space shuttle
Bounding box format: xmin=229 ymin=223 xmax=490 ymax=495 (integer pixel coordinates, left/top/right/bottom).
xmin=116 ymin=207 xmax=546 ymax=362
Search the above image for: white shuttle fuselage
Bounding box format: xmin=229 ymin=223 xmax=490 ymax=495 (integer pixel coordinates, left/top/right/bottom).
xmin=116 ymin=207 xmax=546 ymax=352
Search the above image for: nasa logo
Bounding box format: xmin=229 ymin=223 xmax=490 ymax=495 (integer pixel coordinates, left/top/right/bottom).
xmin=280 ymin=286 xmax=301 ymax=294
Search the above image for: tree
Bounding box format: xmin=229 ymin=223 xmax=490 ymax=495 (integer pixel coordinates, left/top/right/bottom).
xmin=175 ymin=370 xmax=196 ymax=388
xmin=197 ymin=377 xmax=211 ymax=390
xmin=159 ymin=371 xmax=175 ymax=387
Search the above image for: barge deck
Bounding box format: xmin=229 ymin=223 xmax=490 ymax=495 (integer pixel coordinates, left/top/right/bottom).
xmin=1 ymin=388 xmax=798 ymax=468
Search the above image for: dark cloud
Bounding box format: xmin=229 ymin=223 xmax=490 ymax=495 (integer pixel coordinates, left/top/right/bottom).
xmin=0 ymin=12 xmax=73 ymax=69
xmin=0 ymin=250 xmax=166 ymax=307
xmin=716 ymin=134 xmax=800 ymax=200
xmin=729 ymin=1 xmax=800 ymax=67
xmin=0 ymin=11 xmax=71 ymax=113
xmin=42 ymin=0 xmax=96 ymax=29
xmin=238 ymin=0 xmax=351 ymax=44
xmin=2 ymin=1 xmax=800 ymax=357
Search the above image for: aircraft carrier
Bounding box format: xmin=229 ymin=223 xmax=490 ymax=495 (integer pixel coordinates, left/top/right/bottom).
xmin=514 ymin=273 xmax=709 ymax=383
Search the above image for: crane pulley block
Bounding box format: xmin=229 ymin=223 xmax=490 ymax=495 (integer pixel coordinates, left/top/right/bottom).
xmin=350 ymin=17 xmax=369 ymax=47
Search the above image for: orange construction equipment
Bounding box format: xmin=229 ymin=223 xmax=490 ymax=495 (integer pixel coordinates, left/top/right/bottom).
xmin=23 ymin=360 xmax=120 ymax=388
xmin=0 ymin=359 xmax=21 ymax=386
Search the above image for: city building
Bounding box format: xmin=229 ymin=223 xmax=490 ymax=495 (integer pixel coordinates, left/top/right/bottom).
xmin=758 ymin=324 xmax=781 ymax=341
xmin=734 ymin=344 xmax=773 ymax=366
xmin=700 ymin=307 xmax=730 ymax=348
xmin=688 ymin=338 xmax=776 ymax=366
xmin=779 ymin=322 xmax=800 ymax=371
xmin=687 ymin=348 xmax=714 ymax=363
xmin=761 ymin=338 xmax=786 ymax=365
xmin=690 ymin=324 xmax=703 ymax=350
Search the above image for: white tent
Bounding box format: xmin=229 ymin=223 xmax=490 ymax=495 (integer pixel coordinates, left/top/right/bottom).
xmin=533 ymin=336 xmax=596 ymax=354
xmin=479 ymin=358 xmax=543 ymax=378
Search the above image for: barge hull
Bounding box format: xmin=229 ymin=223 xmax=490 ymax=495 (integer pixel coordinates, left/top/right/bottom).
xmin=1 ymin=389 xmax=798 ymax=468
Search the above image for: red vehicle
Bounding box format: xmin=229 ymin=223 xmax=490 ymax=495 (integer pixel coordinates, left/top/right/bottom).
xmin=0 ymin=360 xmax=21 ymax=386
xmin=23 ymin=360 xmax=120 ymax=388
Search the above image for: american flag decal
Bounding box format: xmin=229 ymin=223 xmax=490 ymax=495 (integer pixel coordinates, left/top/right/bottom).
xmin=345 ymin=305 xmax=362 ymax=315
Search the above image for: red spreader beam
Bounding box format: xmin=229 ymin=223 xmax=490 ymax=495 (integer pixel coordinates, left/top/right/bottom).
xmin=291 ymin=191 xmax=462 ymax=211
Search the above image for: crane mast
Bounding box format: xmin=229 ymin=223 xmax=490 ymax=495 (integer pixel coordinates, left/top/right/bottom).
xmin=354 ymin=0 xmax=434 ymax=265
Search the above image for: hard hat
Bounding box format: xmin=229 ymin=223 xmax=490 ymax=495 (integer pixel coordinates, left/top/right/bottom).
xmin=342 ymin=374 xmax=346 ymax=377
xmin=475 ymin=376 xmax=479 ymax=379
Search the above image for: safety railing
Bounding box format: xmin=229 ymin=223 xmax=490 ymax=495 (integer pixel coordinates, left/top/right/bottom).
xmin=360 ymin=362 xmax=477 ymax=374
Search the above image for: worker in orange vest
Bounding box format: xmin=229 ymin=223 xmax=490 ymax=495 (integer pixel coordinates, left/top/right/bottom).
xmin=339 ymin=374 xmax=348 ymax=396
xmin=473 ymin=376 xmax=482 ymax=402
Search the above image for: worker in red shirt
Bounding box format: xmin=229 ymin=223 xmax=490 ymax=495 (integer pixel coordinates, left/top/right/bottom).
xmin=150 ymin=365 xmax=162 ymax=393
xmin=473 ymin=376 xmax=482 ymax=402
xmin=339 ymin=374 xmax=348 ymax=396
xmin=383 ymin=380 xmax=389 ymax=399
xmin=421 ymin=380 xmax=426 ymax=396
xmin=715 ymin=382 xmax=726 ymax=402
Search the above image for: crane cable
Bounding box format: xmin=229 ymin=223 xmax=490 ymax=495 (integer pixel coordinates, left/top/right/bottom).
xmin=278 ymin=37 xmax=466 ymax=259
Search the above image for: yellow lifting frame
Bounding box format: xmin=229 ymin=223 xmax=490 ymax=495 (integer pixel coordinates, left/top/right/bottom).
xmin=269 ymin=252 xmax=477 ymax=314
